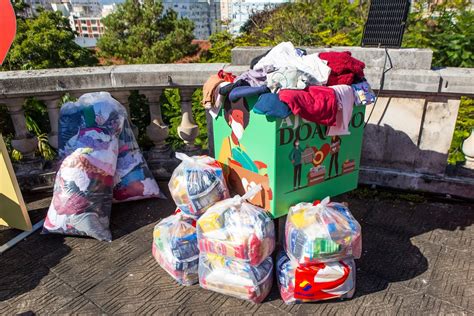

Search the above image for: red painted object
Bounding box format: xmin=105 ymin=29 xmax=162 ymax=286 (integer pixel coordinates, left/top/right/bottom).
xmin=0 ymin=0 xmax=16 ymax=65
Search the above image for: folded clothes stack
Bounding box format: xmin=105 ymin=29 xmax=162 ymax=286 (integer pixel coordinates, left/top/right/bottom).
xmin=278 ymin=197 xmax=361 ymax=304
xmin=169 ymin=153 xmax=230 ymax=218
xmin=198 ymin=253 xmax=273 ymax=303
xmin=196 ymin=185 xmax=275 ymax=302
xmin=202 ymin=41 xmax=376 ymax=136
xmin=197 ymin=188 xmax=275 ymax=265
xmin=154 ymin=153 xmax=231 ymax=285
xmin=152 ymin=210 xmax=199 ymax=285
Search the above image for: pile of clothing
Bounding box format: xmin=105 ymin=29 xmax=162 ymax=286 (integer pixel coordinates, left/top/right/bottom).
xmin=154 ymin=153 xmax=230 ymax=285
xmin=43 ymin=92 xmax=163 ymax=242
xmin=202 ymin=42 xmax=375 ymax=135
xmin=196 ymin=185 xmax=275 ymax=303
xmin=277 ymin=197 xmax=361 ymax=304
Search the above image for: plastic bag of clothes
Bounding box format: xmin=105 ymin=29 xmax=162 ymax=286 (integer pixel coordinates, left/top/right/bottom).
xmin=43 ymin=94 xmax=126 ymax=241
xmin=285 ymin=197 xmax=361 ymax=264
xmin=198 ymin=253 xmax=273 ymax=303
xmin=58 ymin=92 xmax=163 ymax=203
xmin=277 ymin=251 xmax=355 ymax=304
xmin=114 ymin=119 xmax=163 ymax=202
xmin=196 ymin=185 xmax=275 ymax=265
xmin=152 ymin=210 xmax=199 ymax=286
xmin=169 ymin=153 xmax=229 ymax=218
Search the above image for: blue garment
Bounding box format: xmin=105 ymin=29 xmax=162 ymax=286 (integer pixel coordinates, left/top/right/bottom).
xmin=253 ymin=93 xmax=291 ymax=118
xmin=229 ymin=85 xmax=270 ymax=102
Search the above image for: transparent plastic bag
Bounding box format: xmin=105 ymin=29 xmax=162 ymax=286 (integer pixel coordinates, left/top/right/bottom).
xmin=169 ymin=153 xmax=229 ymax=217
xmin=58 ymin=92 xmax=162 ymax=203
xmin=198 ymin=253 xmax=273 ymax=303
xmin=43 ymin=93 xmax=126 ymax=241
xmin=197 ymin=185 xmax=275 ymax=265
xmin=114 ymin=119 xmax=164 ymax=202
xmin=277 ymin=251 xmax=355 ymax=304
xmin=285 ymin=197 xmax=361 ymax=264
xmin=152 ymin=210 xmax=199 ymax=286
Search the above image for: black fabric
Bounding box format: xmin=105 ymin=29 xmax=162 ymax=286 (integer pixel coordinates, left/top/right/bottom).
xmin=219 ymin=79 xmax=250 ymax=96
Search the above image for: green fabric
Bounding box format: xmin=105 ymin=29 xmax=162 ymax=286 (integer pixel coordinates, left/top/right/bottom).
xmin=82 ymin=106 xmax=96 ymax=128
xmin=289 ymin=146 xmax=303 ymax=165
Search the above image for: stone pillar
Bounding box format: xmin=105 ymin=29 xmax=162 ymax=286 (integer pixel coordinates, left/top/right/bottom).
xmin=177 ymin=88 xmax=200 ymax=155
xmin=143 ymin=89 xmax=177 ymax=178
xmin=41 ymin=96 xmax=61 ymax=149
xmin=111 ymin=91 xmax=139 ymax=138
xmin=5 ymin=98 xmax=42 ymax=174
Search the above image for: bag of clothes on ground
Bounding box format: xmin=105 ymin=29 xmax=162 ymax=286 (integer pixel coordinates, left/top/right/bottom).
xmin=198 ymin=253 xmax=273 ymax=304
xmin=202 ymin=41 xmax=376 ymax=137
xmin=114 ymin=118 xmax=163 ymax=202
xmin=197 ymin=185 xmax=275 ymax=265
xmin=58 ymin=92 xmax=162 ymax=203
xmin=43 ymin=93 xmax=127 ymax=241
xmin=277 ymin=252 xmax=356 ymax=304
xmin=285 ymin=198 xmax=361 ymax=264
xmin=197 ymin=185 xmax=275 ymax=303
xmin=277 ymin=197 xmax=361 ymax=304
xmin=169 ymin=153 xmax=229 ymax=218
xmin=44 ymin=92 xmax=163 ymax=241
xmin=152 ymin=209 xmax=199 ymax=286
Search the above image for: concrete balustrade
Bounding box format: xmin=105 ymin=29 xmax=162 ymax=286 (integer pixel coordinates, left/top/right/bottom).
xmin=0 ymin=50 xmax=472 ymax=197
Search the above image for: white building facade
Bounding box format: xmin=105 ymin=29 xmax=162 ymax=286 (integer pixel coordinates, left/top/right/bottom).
xmin=162 ymin=0 xmax=220 ymax=39
xmin=228 ymin=0 xmax=290 ymax=34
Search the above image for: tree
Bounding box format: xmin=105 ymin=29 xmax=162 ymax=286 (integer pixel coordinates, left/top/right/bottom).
xmin=1 ymin=8 xmax=98 ymax=71
xmin=201 ymin=0 xmax=368 ymax=63
xmin=98 ymin=0 xmax=197 ymax=64
xmin=403 ymin=0 xmax=473 ymax=68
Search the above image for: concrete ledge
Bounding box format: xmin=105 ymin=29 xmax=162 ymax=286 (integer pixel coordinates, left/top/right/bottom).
xmin=436 ymin=67 xmax=474 ymax=95
xmin=0 ymin=64 xmax=228 ymax=98
xmin=360 ymin=166 xmax=474 ymax=200
xmin=231 ymin=46 xmax=434 ymax=69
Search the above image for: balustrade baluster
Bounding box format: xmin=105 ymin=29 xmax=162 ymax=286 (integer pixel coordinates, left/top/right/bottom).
xmin=177 ymin=88 xmax=200 ymax=154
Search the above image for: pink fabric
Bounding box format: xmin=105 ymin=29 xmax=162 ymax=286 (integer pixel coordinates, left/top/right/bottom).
xmin=328 ymin=85 xmax=355 ymax=136
xmin=279 ymin=86 xmax=338 ymax=126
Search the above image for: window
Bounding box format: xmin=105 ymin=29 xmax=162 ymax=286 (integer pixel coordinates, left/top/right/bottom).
xmin=84 ymin=34 xmax=89 ymax=37
xmin=82 ymin=26 xmax=87 ymax=31
xmin=92 ymin=27 xmax=98 ymax=31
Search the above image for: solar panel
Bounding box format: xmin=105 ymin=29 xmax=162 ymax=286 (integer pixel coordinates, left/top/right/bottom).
xmin=362 ymin=0 xmax=411 ymax=48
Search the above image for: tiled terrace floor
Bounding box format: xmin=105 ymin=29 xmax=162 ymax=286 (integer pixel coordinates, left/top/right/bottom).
xmin=0 ymin=185 xmax=473 ymax=315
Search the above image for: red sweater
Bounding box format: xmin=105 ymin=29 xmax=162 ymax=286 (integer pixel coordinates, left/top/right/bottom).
xmin=279 ymin=86 xmax=338 ymax=126
xmin=319 ymin=51 xmax=365 ymax=86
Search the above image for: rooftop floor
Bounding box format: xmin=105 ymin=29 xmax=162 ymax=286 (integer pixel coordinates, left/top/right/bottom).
xmin=0 ymin=185 xmax=473 ymax=315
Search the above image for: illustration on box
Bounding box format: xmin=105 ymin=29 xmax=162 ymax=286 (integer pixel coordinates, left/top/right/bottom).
xmin=279 ymin=114 xmax=362 ymax=193
xmin=217 ymin=99 xmax=273 ymax=209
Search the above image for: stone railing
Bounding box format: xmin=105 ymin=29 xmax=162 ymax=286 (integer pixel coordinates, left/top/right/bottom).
xmin=0 ymin=63 xmax=246 ymax=187
xmin=1 ymin=47 xmax=473 ymax=198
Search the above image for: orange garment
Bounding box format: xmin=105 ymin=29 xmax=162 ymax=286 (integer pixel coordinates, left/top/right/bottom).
xmin=202 ymin=75 xmax=225 ymax=108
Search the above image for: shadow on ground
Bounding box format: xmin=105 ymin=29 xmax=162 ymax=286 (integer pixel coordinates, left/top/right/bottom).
xmin=1 ymin=182 xmax=473 ymax=314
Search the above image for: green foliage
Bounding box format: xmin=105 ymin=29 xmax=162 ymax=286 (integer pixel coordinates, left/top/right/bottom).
xmin=200 ymin=31 xmax=237 ymax=63
xmin=403 ymin=0 xmax=474 ymax=67
xmin=1 ymin=9 xmax=98 ymax=71
xmin=128 ymin=91 xmax=153 ymax=149
xmin=201 ymin=0 xmax=368 ymax=63
xmin=98 ymin=0 xmax=197 ymax=64
xmin=157 ymin=88 xmax=208 ymax=149
xmin=448 ymin=97 xmax=474 ymax=165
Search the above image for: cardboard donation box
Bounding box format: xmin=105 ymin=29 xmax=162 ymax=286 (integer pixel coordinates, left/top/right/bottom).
xmin=213 ymin=96 xmax=366 ymax=218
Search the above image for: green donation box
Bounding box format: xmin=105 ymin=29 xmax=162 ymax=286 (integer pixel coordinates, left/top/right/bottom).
xmin=213 ymin=96 xmax=366 ymax=218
